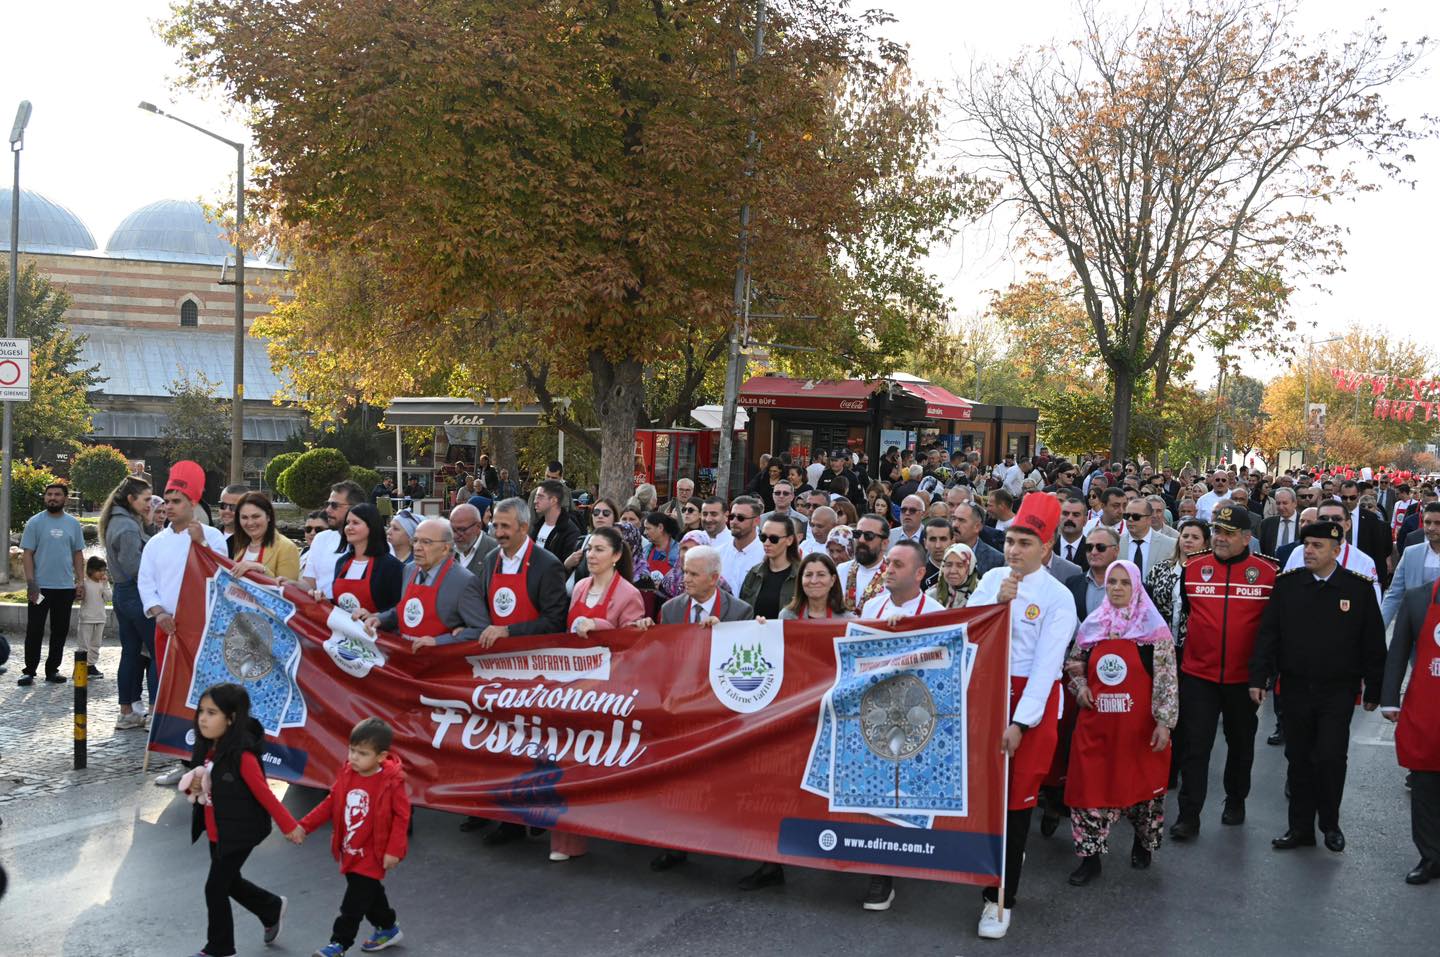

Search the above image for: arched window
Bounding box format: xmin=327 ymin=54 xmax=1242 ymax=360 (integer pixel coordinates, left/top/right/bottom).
xmin=180 ymin=299 xmax=198 ymax=327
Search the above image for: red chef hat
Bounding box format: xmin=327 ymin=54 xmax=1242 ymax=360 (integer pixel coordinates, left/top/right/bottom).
xmin=165 ymin=460 xmax=206 ymax=504
xmin=1011 ymin=491 xmax=1060 ymax=543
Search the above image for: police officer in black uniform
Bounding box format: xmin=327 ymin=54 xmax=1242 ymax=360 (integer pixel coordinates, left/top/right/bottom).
xmin=1249 ymin=520 xmax=1386 ymax=853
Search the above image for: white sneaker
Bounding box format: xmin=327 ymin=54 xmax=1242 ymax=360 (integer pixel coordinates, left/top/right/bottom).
xmin=115 ymin=712 xmax=146 ymax=730
xmin=549 ymin=851 xmax=571 ymax=862
xmin=154 ymin=765 xmax=186 ymax=786
xmin=977 ymin=901 xmax=1011 ymax=939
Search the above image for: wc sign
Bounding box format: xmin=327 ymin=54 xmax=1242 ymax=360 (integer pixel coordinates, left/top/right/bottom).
xmin=0 ymin=339 xmax=29 ymax=402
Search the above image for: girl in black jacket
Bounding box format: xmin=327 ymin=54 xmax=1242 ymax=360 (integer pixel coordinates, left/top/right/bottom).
xmin=185 ymin=683 xmax=303 ymax=957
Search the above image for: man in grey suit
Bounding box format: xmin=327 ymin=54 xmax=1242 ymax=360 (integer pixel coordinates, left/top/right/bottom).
xmin=1118 ymin=497 xmax=1176 ymax=577
xmin=360 ymin=518 xmax=487 ymax=644
xmin=468 ymin=497 xmax=569 ymax=641
xmin=652 ymin=545 xmax=754 ymax=625
xmin=1044 ymin=548 xmax=1082 ymax=584
xmin=450 ymin=502 xmax=499 ymax=574
xmin=1381 ymin=503 xmax=1440 ymax=628
xmin=953 ymin=503 xmax=1005 ymax=578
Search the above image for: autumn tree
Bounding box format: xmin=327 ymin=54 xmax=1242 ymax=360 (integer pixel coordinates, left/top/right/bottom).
xmin=165 ymin=0 xmax=986 ymax=499
xmin=0 ymin=263 xmax=101 ymax=454
xmin=160 ymin=372 xmax=231 ymax=476
xmin=953 ymin=0 xmax=1427 ymax=460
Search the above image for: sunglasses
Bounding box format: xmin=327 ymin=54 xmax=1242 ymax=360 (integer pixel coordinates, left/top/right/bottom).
xmin=1123 ymin=513 xmax=1148 ymax=521
xmin=304 ymin=525 xmax=327 ymax=534
xmin=1089 ymin=543 xmax=1114 ymax=552
xmin=593 ymin=508 xmax=613 ymax=517
xmin=683 ymin=505 xmax=699 ymax=513
xmin=218 ymin=503 xmax=236 ymax=512
xmin=758 ymin=533 xmax=789 ymax=545
xmin=324 ymin=500 xmax=346 ymax=510
xmin=1340 ymin=495 xmax=1358 ymax=502
xmin=855 ymin=530 xmax=884 ymax=541
xmin=728 ymin=512 xmax=755 ymax=522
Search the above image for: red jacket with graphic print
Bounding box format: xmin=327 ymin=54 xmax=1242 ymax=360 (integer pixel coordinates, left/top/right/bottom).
xmin=1180 ymin=550 xmax=1278 ymax=685
xmin=299 ymin=753 xmax=411 ymax=880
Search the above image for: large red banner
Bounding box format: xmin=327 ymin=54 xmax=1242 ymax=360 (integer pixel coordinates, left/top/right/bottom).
xmin=150 ymin=546 xmax=1011 ymax=886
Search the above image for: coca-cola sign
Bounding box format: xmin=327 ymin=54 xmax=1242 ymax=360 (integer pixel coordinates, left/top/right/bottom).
xmin=837 ymin=399 xmax=867 ymax=410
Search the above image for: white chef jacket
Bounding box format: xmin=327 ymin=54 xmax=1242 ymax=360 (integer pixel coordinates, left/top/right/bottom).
xmin=970 ymin=565 xmax=1077 ymax=727
xmin=137 ymin=524 xmax=229 ymax=615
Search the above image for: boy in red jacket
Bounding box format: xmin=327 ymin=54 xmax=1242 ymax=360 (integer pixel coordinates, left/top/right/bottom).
xmin=300 ymin=718 xmax=411 ymax=956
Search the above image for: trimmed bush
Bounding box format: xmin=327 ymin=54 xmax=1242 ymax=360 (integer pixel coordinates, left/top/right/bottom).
xmin=69 ymin=445 xmax=132 ymax=507
xmin=349 ymin=466 xmax=383 ymax=496
xmin=9 ymin=460 xmax=61 ymax=531
xmin=277 ymin=447 xmax=351 ymax=510
xmin=264 ymin=451 xmax=302 ymax=495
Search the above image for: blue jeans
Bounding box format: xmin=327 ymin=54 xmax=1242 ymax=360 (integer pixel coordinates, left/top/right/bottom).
xmin=113 ymin=582 xmax=156 ymax=708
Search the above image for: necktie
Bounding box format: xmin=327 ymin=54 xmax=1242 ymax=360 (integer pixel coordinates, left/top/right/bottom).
xmin=1133 ymin=537 xmax=1145 ymax=569
xmin=692 ymin=601 xmax=703 ymax=623
xmin=1279 ymin=519 xmax=1291 ymax=548
xmin=1065 ymin=543 xmax=1075 ymax=562
xmin=414 ymin=569 xmax=426 ymax=586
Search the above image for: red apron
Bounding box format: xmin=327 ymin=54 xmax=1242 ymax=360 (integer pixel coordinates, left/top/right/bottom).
xmin=1396 ymin=580 xmax=1440 ymax=772
xmin=489 ymin=543 xmax=540 ymax=626
xmin=647 ymin=546 xmax=672 ymax=578
xmin=874 ymin=593 xmax=931 ymax=618
xmin=1065 ymin=639 xmax=1170 ymax=808
xmin=331 ymin=556 xmax=377 ymax=614
xmin=1007 ymin=676 xmax=1062 ymax=810
xmin=568 ymin=573 xmax=622 ymax=631
xmin=399 ymin=558 xmax=454 ymax=639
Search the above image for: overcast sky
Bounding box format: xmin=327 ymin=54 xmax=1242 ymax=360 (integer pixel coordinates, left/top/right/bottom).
xmin=2 ymin=0 xmax=1435 ymax=386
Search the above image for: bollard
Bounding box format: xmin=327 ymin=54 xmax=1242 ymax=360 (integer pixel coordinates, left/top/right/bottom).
xmin=74 ymin=650 xmax=87 ymax=770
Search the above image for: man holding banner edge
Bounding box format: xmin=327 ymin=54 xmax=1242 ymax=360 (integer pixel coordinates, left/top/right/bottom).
xmin=967 ymin=491 xmax=1077 ymax=940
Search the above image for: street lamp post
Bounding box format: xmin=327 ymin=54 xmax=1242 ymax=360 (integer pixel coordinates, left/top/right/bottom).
xmin=0 ymin=100 xmax=33 ymax=585
xmin=138 ymin=102 xmax=246 ymax=486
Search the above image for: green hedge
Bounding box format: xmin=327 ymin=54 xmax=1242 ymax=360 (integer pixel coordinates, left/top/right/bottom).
xmin=69 ymin=445 xmax=131 ymax=507
xmin=264 ymin=451 xmax=302 ymax=495
xmin=9 ymin=461 xmax=61 ymax=531
xmin=349 ymin=466 xmax=383 ymax=496
xmin=277 ymin=447 xmax=351 ymax=510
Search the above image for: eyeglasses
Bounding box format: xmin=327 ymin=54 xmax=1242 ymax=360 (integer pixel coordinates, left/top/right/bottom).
xmin=900 ymin=506 xmax=922 ymax=514
xmin=324 ymin=500 xmax=345 ymax=510
xmin=304 ymin=525 xmax=326 ymax=534
xmin=683 ymin=505 xmax=699 ymax=513
xmin=1340 ymin=495 xmax=1358 ymax=502
xmin=728 ymin=512 xmax=755 ymax=522
xmin=1123 ymin=512 xmax=1147 ymax=521
xmin=218 ymin=503 xmax=236 ymax=512
xmin=758 ymin=533 xmax=789 ymax=545
xmin=855 ymin=530 xmax=884 ymax=541
xmin=795 ymin=501 xmax=814 ymax=510
xmin=452 ymin=522 xmax=478 ymax=534
xmin=593 ymin=509 xmax=613 ymax=517
xmin=1089 ymin=543 xmax=1113 ymax=552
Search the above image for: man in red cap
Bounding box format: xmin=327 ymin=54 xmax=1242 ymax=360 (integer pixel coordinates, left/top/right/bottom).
xmin=968 ymin=491 xmax=1078 ymax=939
xmin=137 ymin=460 xmax=228 ymax=786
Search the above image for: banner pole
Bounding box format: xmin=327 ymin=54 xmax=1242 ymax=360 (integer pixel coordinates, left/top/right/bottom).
xmin=997 ymin=607 xmax=1012 ymax=923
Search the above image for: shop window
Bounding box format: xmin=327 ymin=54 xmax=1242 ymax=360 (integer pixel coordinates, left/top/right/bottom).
xmin=180 ymin=299 xmax=199 ymax=327
xmin=1007 ymin=433 xmax=1031 ymax=459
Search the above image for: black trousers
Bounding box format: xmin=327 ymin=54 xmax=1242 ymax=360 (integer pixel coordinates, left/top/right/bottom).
xmin=1177 ymin=675 xmax=1259 ymax=821
xmin=1280 ymin=678 xmax=1356 ymax=834
xmin=1412 ymin=771 xmax=1440 ymax=864
xmin=205 ymin=843 xmax=282 ymax=957
xmin=981 ymin=807 xmax=1033 ymax=908
xmin=332 ymin=873 xmax=398 ymax=948
xmin=24 ymin=588 xmax=75 ymax=676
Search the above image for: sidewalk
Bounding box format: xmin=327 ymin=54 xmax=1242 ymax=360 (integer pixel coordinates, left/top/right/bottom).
xmin=0 ymin=641 xmax=154 ymax=807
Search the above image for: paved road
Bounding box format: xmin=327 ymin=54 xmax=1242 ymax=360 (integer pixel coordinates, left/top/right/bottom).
xmin=1 ymin=645 xmax=1437 ymax=956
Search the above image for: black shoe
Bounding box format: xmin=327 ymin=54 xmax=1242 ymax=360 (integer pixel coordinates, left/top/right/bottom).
xmin=1272 ymin=830 xmax=1317 ymax=850
xmin=738 ymin=862 xmax=785 ymax=891
xmin=1131 ymin=837 xmax=1152 ymax=869
xmin=861 ymin=875 xmax=894 ymax=911
xmin=1170 ymin=818 xmax=1199 ymax=841
xmin=650 ymin=850 xmax=688 ymax=871
xmin=1221 ymin=799 xmax=1245 ymax=826
xmin=1068 ymin=855 xmax=1102 ymax=886
xmin=1267 ymin=726 xmax=1284 ymax=746
xmin=1406 ymin=772 xmax=1415 ymax=791
xmin=17 ymin=673 xmax=34 ymax=687
xmin=1405 ymin=859 xmax=1436 ymax=885
xmin=43 ymin=673 xmax=66 ymax=684
xmin=458 ymin=816 xmax=489 ymax=833
xmin=481 ymin=822 xmax=526 ymax=846
xmin=1323 ymin=829 xmax=1346 ymax=853
xmin=1039 ymin=811 xmax=1061 ymax=837
xmin=87 ymin=668 xmax=104 ymax=679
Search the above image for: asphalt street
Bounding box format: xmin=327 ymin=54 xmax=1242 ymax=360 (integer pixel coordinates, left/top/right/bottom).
xmin=1 ymin=647 xmax=1437 ymax=956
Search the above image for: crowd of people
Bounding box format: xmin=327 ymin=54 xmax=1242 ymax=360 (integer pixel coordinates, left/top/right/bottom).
xmin=12 ymin=444 xmax=1440 ymax=947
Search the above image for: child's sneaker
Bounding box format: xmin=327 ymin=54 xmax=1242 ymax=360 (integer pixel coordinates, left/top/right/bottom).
xmin=263 ymin=895 xmax=287 ymax=944
xmin=313 ymin=944 xmax=347 ymax=957
xmin=360 ymin=926 xmax=404 ymax=952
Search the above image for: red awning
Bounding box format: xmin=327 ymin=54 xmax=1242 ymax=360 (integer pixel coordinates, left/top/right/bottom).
xmin=739 ymin=376 xmax=877 ymax=412
xmin=897 ymin=382 xmax=973 ymax=421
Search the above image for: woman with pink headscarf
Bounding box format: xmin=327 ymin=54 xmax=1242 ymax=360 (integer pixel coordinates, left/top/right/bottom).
xmin=1062 ymin=559 xmax=1178 ymax=886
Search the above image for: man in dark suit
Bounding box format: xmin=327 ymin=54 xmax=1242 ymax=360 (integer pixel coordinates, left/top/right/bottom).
xmin=654 ymin=545 xmax=754 ymax=624
xmin=1063 ymin=528 xmax=1120 ymax=621
xmin=1340 ymin=480 xmax=1392 ymax=584
xmin=1374 ymin=476 xmax=1398 ymax=523
xmin=450 ymin=502 xmax=499 ymax=574
xmin=1053 ymin=493 xmax=1090 ymax=566
xmin=463 ymin=496 xmax=570 ymax=843
xmin=1258 ymin=488 xmax=1301 ymax=557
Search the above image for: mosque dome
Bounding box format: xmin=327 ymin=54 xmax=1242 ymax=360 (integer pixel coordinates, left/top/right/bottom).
xmin=0 ymin=188 xmax=98 ymax=254
xmin=105 ymin=199 xmax=233 ymax=265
